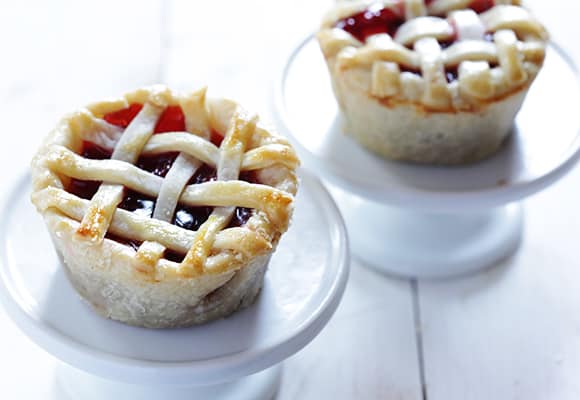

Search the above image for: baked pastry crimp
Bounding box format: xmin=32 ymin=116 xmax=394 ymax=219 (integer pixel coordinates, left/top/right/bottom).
xmin=318 ymin=0 xmax=548 ymax=164
xmin=31 ymin=86 xmax=299 ymax=328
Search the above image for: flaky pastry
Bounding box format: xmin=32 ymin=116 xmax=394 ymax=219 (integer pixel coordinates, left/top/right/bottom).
xmin=31 ymin=86 xmax=299 ymax=328
xmin=318 ymin=0 xmax=548 ymax=164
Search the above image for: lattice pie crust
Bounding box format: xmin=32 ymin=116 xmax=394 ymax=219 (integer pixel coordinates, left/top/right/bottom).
xmin=318 ymin=0 xmax=548 ymax=164
xmin=31 ymin=86 xmax=299 ymax=328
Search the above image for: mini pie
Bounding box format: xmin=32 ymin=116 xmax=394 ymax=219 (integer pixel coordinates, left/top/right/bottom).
xmin=318 ymin=0 xmax=548 ymax=164
xmin=31 ymin=86 xmax=299 ymax=328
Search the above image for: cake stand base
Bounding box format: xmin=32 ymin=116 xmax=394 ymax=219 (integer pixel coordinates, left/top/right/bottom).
xmin=275 ymin=35 xmax=580 ymax=279
xmin=0 ymin=172 xmax=348 ymax=400
xmin=57 ymin=362 xmax=281 ymax=400
xmin=328 ymin=184 xmax=523 ymax=279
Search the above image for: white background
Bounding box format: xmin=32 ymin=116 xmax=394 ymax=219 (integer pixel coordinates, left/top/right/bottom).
xmin=1 ymin=1 xmax=580 ymax=399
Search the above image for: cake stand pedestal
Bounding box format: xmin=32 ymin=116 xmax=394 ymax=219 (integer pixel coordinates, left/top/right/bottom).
xmin=328 ymin=184 xmax=523 ymax=278
xmin=0 ymin=171 xmax=349 ymax=400
xmin=274 ymin=35 xmax=580 ymax=278
xmin=55 ymin=362 xmax=282 ymax=400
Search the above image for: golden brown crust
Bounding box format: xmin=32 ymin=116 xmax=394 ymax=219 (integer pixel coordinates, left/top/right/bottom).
xmin=376 ymin=79 xmax=529 ymax=113
xmin=318 ymin=1 xmax=547 ymax=111
xmin=317 ymin=1 xmax=548 ymax=164
xmin=30 ymin=85 xmax=299 ymax=327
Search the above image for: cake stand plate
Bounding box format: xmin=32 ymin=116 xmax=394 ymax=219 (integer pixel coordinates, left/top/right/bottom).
xmin=273 ymin=34 xmax=580 ymax=278
xmin=0 ymin=170 xmax=349 ymax=400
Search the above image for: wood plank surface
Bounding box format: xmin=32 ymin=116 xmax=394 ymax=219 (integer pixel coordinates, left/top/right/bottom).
xmin=418 ymin=168 xmax=580 ymax=400
xmin=1 ymin=1 xmax=423 ymax=398
xmin=417 ymin=3 xmax=580 ymax=399
xmin=1 ymin=0 xmax=579 ymax=399
xmin=165 ymin=2 xmax=424 ymax=398
xmin=0 ymin=0 xmax=163 ymax=397
xmin=278 ymin=261 xmax=423 ymax=400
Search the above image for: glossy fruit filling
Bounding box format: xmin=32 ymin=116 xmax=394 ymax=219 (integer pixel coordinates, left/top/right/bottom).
xmin=444 ymin=33 xmax=497 ymax=83
xmin=335 ymin=1 xmax=495 ymax=43
xmin=335 ymin=3 xmax=406 ymax=42
xmin=467 ymin=0 xmax=495 ymax=14
xmin=336 ymin=1 xmax=498 ymax=84
xmin=68 ymin=104 xmax=254 ymax=262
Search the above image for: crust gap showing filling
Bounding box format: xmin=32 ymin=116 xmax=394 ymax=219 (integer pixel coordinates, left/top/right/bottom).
xmin=334 ymin=0 xmax=498 ymax=82
xmin=66 ymin=104 xmax=254 ymax=263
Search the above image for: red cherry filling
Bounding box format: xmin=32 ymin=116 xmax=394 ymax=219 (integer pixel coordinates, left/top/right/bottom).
xmin=68 ymin=105 xmax=254 ymax=263
xmin=468 ymin=0 xmax=494 ymax=14
xmin=210 ymin=130 xmax=224 ymax=147
xmin=336 ymin=3 xmax=500 ymax=85
xmin=337 ymin=1 xmax=496 ymax=43
xmin=335 ymin=3 xmax=406 ymax=42
xmin=105 ymin=104 xmax=187 ymax=132
xmin=104 ymin=104 xmax=143 ymax=128
xmin=154 ymin=105 xmax=186 ymax=133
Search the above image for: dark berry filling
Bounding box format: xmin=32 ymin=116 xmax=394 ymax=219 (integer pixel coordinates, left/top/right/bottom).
xmin=483 ymin=31 xmax=495 ymax=43
xmin=400 ymin=65 xmax=421 ymax=76
xmin=81 ymin=141 xmax=113 ymax=159
xmin=230 ymin=207 xmax=253 ymax=228
xmin=190 ymin=164 xmax=217 ymax=184
xmin=137 ymin=152 xmax=179 ymax=178
xmin=67 ymin=142 xmax=111 ymax=199
xmin=438 ymin=37 xmax=457 ymax=49
xmin=174 ymin=205 xmax=213 ymax=231
xmin=69 ymin=104 xmax=255 ymax=262
xmin=118 ymin=190 xmax=156 ymax=218
xmin=445 ymin=66 xmax=460 ymax=83
xmin=68 ymin=178 xmax=101 ymax=200
xmin=164 ymin=249 xmax=187 ymax=263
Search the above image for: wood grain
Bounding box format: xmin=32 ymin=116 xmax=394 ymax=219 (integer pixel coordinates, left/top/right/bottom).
xmin=1 ymin=0 xmax=579 ymax=399
xmin=417 ymin=3 xmax=580 ymax=399
xmin=278 ymin=261 xmax=423 ymax=400
xmin=418 ymin=167 xmax=580 ymax=400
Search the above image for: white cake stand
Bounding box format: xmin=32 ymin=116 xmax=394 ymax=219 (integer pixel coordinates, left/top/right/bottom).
xmin=0 ymin=170 xmax=349 ymax=400
xmin=273 ymin=34 xmax=580 ymax=279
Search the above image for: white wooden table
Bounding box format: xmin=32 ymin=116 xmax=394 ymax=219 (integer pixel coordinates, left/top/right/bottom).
xmin=1 ymin=1 xmax=579 ymax=399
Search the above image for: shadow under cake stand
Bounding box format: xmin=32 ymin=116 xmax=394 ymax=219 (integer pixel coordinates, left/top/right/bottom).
xmin=274 ymin=34 xmax=580 ymax=279
xmin=0 ymin=171 xmax=349 ymax=400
